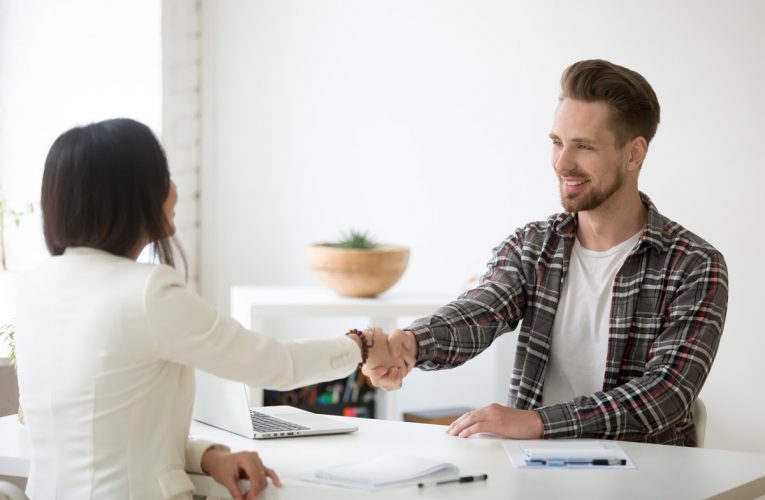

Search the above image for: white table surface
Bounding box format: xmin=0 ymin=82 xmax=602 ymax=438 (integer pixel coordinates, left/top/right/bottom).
xmin=187 ymin=416 xmax=765 ymax=500
xmin=3 ymin=414 xmax=765 ymax=499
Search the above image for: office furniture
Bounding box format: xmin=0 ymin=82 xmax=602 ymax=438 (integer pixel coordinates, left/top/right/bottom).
xmin=3 ymin=414 xmax=765 ymax=499
xmin=694 ymin=397 xmax=708 ymax=447
xmin=0 ymin=359 xmax=18 ymax=418
xmin=402 ymin=407 xmax=472 ymax=425
xmin=263 ymin=368 xmax=376 ymax=419
xmin=230 ymin=286 xmax=453 ymax=420
xmin=0 ymin=481 xmax=27 ymax=500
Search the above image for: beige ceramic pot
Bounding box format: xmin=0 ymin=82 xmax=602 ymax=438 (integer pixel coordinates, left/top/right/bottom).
xmin=306 ymin=245 xmax=409 ymax=298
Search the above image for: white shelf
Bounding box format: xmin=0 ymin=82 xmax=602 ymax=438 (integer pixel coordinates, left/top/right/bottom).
xmin=230 ymin=286 xmax=452 ymax=420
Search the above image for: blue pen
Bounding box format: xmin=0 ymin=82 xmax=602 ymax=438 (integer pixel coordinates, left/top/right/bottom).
xmin=525 ymin=458 xmax=626 ymax=467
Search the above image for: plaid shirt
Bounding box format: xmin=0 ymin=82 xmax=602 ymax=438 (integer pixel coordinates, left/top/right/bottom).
xmin=408 ymin=193 xmax=728 ymax=446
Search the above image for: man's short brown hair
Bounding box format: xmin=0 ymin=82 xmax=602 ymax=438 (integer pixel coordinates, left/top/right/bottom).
xmin=560 ymin=59 xmax=660 ymax=147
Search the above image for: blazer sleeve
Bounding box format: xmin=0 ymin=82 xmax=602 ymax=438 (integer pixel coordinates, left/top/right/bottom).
xmin=142 ymin=265 xmax=361 ymax=390
xmin=185 ymin=438 xmax=229 ymax=474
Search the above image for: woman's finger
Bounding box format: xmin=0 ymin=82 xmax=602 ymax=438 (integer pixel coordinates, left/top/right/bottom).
xmin=264 ymin=466 xmax=282 ymax=487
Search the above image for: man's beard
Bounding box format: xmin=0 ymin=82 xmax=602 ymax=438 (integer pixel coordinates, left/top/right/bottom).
xmin=559 ymin=167 xmax=625 ymax=213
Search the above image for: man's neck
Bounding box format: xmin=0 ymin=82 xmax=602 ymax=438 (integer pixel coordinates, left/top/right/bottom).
xmin=576 ymin=190 xmax=647 ymax=251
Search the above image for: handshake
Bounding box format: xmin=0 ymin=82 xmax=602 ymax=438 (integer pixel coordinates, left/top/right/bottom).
xmin=351 ymin=327 xmax=419 ymax=391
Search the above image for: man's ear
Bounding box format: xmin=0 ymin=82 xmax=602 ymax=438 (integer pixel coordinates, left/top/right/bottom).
xmin=627 ymin=136 xmax=648 ymax=170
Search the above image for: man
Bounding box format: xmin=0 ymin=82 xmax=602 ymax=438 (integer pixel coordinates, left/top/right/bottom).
xmin=365 ymin=59 xmax=728 ymax=446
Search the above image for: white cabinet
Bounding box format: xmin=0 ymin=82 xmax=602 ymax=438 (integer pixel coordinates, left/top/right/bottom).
xmin=230 ymin=286 xmax=452 ymax=420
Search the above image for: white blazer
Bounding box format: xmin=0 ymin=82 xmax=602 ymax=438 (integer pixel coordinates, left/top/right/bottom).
xmin=15 ymin=247 xmax=361 ymax=499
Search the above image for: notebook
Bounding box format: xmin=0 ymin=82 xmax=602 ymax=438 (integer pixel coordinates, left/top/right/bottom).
xmin=304 ymin=453 xmax=460 ymax=490
xmin=192 ymin=370 xmax=358 ymax=439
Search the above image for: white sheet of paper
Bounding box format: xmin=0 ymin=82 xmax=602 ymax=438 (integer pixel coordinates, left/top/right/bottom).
xmin=503 ymin=439 xmax=636 ymax=469
xmin=300 ymin=453 xmax=460 ymax=491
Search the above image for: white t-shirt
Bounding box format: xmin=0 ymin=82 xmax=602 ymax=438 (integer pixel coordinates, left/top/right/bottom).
xmin=542 ymin=230 xmax=642 ymax=407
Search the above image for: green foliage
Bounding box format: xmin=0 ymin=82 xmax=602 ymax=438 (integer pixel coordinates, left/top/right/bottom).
xmin=326 ymin=229 xmax=379 ymax=249
xmin=0 ymin=323 xmax=15 ymax=371
xmin=4 ymin=202 xmax=35 ymax=228
xmin=12 ymin=203 xmax=35 ymax=228
xmin=0 ymin=195 xmax=37 ymax=270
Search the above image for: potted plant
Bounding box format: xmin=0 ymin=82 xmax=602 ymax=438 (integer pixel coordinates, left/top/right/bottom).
xmin=306 ymin=230 xmax=409 ymax=298
xmin=0 ymin=193 xmax=33 ymax=424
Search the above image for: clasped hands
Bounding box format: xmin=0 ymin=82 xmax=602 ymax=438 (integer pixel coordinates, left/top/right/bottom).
xmin=361 ymin=327 xmax=543 ymax=440
xmin=359 ymin=327 xmax=418 ymax=390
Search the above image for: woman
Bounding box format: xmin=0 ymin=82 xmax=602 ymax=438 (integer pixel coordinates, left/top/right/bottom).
xmin=15 ymin=118 xmax=403 ymax=499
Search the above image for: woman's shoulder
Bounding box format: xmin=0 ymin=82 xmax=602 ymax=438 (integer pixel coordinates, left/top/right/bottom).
xmin=22 ymin=249 xmax=185 ymax=296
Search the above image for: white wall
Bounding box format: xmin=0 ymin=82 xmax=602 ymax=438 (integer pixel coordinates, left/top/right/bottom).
xmin=162 ymin=0 xmax=203 ymax=290
xmin=0 ymin=0 xmax=162 ymax=270
xmin=0 ymin=0 xmax=162 ymax=355
xmin=201 ymin=0 xmax=765 ymax=452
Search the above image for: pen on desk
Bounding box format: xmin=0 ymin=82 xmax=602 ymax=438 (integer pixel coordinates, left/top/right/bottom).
xmin=526 ymin=458 xmax=627 ymax=466
xmin=417 ymin=474 xmax=488 ymax=488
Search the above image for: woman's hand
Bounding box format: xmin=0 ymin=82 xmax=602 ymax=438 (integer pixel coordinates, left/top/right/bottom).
xmin=201 ymin=447 xmax=282 ymax=500
xmin=362 ymin=328 xmax=417 ymax=391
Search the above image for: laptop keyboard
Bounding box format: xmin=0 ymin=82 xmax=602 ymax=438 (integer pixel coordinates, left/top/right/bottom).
xmin=250 ymin=410 xmax=309 ymax=433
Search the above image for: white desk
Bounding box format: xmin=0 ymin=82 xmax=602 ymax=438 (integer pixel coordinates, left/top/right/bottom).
xmin=4 ymin=414 xmax=765 ymax=499
xmin=230 ymin=286 xmax=453 ymax=419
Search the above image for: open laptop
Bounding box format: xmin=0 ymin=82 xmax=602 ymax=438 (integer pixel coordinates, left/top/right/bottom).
xmin=192 ymin=370 xmax=358 ymax=439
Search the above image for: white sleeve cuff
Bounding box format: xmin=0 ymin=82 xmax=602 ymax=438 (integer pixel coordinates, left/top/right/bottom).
xmin=185 ymin=436 xmax=230 ymax=474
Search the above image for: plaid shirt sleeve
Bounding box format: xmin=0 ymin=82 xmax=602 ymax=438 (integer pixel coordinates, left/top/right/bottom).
xmin=537 ymin=249 xmax=728 ymax=442
xmin=407 ymin=228 xmax=528 ymax=370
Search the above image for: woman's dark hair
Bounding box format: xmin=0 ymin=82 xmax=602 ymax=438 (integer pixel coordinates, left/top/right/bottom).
xmin=41 ymin=118 xmax=184 ymax=270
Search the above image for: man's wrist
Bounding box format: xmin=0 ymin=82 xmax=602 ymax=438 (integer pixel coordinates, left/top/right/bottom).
xmin=532 ymin=410 xmax=545 ymax=439
xmin=402 ymin=329 xmax=420 ymax=360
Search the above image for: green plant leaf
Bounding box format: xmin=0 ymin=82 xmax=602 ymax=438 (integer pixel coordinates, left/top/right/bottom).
xmin=0 ymin=323 xmax=15 ymax=371
xmin=332 ymin=229 xmax=379 ymax=249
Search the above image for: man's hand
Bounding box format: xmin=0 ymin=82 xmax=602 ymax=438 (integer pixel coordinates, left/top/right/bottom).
xmin=446 ymin=403 xmax=544 ymax=439
xmin=362 ymin=328 xmax=417 ymax=391
xmin=201 ymin=447 xmax=282 ymax=500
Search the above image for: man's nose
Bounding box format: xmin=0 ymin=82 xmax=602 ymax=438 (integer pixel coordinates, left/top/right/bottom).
xmin=554 ymin=146 xmax=575 ymax=173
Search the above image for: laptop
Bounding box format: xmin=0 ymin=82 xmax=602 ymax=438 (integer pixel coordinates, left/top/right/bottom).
xmin=192 ymin=370 xmax=358 ymax=439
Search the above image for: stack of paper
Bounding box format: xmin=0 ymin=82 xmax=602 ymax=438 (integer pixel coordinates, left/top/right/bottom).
xmin=306 ymin=453 xmax=460 ymax=490
xmin=503 ymin=440 xmax=635 ymax=469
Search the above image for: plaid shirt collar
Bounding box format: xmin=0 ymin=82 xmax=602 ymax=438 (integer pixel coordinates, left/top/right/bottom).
xmin=551 ymin=191 xmax=665 ymax=254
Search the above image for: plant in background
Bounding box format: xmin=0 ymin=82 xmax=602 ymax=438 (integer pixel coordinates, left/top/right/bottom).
xmin=308 ymin=229 xmax=409 ymax=297
xmin=325 ymin=229 xmax=379 ymax=250
xmin=0 ymin=195 xmax=36 ymax=270
xmin=0 ymin=323 xmax=15 ymax=371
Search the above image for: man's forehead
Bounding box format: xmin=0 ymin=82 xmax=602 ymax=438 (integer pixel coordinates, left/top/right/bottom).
xmin=551 ymin=99 xmax=616 ymax=142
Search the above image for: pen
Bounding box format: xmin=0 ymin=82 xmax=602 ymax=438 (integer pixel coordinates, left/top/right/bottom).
xmin=418 ymin=474 xmax=488 ymax=488
xmin=525 ymin=458 xmax=627 ymax=466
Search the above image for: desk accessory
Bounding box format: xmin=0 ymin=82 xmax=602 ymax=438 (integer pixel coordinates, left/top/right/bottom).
xmin=307 ymin=229 xmax=409 ymax=297
xmin=418 ymin=473 xmax=488 ymax=488
xmin=305 ymin=453 xmax=459 ymax=490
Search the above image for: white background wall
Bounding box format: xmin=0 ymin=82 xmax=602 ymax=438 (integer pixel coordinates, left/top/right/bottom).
xmin=0 ymin=0 xmax=162 ymax=353
xmin=201 ymin=0 xmax=765 ymax=453
xmin=0 ymin=0 xmax=162 ymax=231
